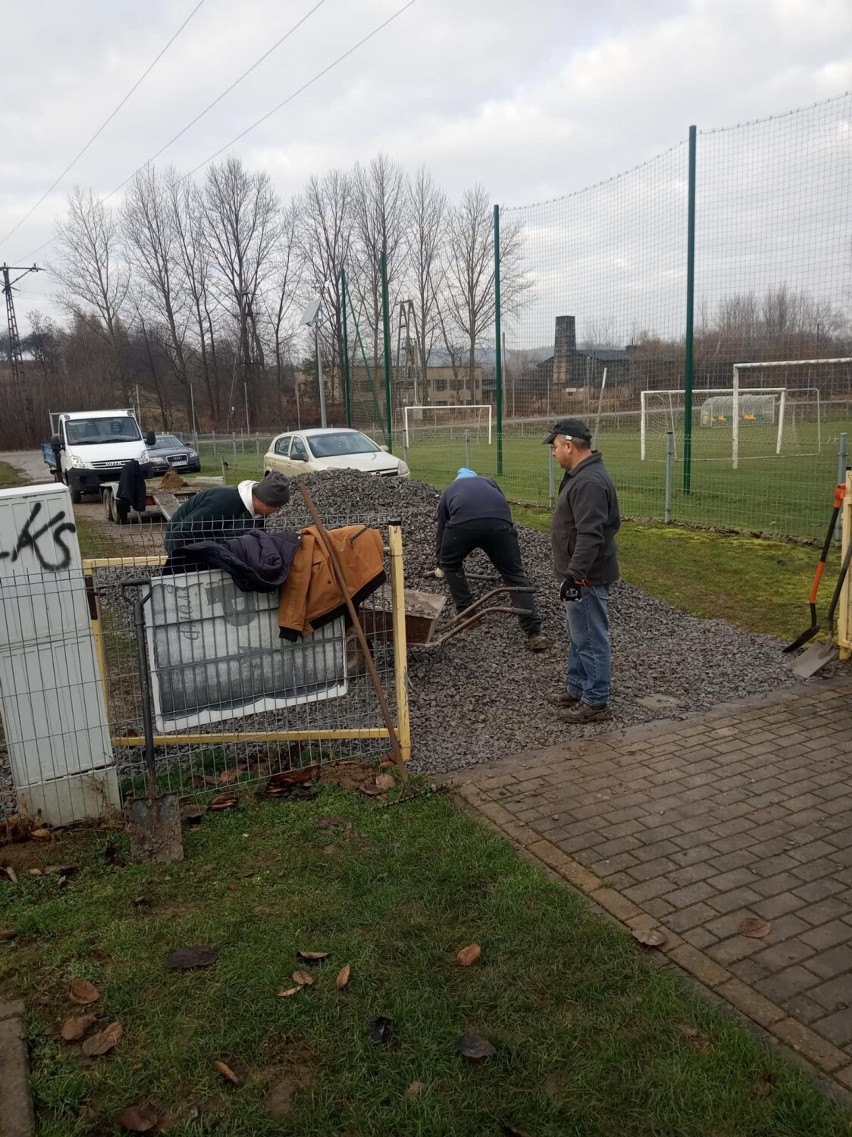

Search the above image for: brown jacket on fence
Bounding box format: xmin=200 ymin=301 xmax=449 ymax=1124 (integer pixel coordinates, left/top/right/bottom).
xmin=277 ymin=524 xmax=386 ymax=639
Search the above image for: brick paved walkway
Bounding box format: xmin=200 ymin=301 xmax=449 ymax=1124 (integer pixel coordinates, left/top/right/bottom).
xmin=452 ymin=675 xmax=852 ymax=1088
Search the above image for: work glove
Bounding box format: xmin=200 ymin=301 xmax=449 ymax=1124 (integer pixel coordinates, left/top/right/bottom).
xmin=560 ymin=577 xmax=588 ymax=603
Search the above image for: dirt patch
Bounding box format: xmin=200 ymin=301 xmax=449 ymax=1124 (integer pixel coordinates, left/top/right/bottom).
xmin=263 ymin=1063 xmax=315 ymax=1119
xmin=318 ymin=760 xmax=386 ymax=793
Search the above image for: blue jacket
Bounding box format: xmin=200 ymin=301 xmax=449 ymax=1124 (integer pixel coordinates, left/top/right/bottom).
xmin=436 ymin=475 xmax=512 ymax=555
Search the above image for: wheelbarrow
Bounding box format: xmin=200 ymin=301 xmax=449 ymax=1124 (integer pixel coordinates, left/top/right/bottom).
xmin=362 ymin=586 xmax=534 ymax=650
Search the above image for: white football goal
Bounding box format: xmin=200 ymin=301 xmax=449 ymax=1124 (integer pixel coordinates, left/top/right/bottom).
xmin=640 ymin=357 xmax=849 ymax=466
xmin=402 ymin=404 xmax=493 ymax=448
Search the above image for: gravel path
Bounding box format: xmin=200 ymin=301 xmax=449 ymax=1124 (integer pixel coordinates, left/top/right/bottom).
xmin=269 ymin=472 xmax=804 ymax=776
xmin=0 ymin=457 xmax=810 ymax=789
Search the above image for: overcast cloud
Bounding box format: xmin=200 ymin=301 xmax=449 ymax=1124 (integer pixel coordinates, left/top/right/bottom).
xmin=2 ymin=0 xmax=851 ymax=328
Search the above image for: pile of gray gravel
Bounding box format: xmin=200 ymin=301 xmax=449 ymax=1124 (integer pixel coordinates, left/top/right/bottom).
xmin=269 ymin=471 xmax=801 ymax=776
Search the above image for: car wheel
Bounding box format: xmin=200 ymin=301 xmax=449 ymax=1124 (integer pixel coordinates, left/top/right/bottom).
xmin=103 ymin=488 xmax=116 ymax=522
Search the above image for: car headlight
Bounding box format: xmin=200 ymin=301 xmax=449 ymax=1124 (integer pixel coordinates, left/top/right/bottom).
xmin=187 ymin=450 xmax=198 ymax=459
xmin=397 ymin=459 xmax=410 ymax=476
xmin=139 ymin=449 xmax=150 ymax=463
xmin=69 ymin=454 xmax=90 ymax=469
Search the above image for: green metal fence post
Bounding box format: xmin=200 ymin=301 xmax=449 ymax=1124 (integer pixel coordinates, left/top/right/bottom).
xmin=493 ymin=204 xmax=503 ymax=477
xmin=683 ymin=124 xmax=697 ymax=494
xmin=341 ymin=267 xmax=352 ymax=429
xmin=380 ymin=248 xmax=393 ymax=452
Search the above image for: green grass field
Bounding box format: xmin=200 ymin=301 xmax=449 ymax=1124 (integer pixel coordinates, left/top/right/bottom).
xmin=196 ymin=415 xmax=850 ymax=542
xmin=3 ymin=789 xmax=851 ymax=1136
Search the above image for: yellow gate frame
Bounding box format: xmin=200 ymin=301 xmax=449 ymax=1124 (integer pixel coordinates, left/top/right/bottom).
xmin=84 ymin=524 xmax=411 ymax=760
xmin=839 ymin=471 xmax=851 ymax=662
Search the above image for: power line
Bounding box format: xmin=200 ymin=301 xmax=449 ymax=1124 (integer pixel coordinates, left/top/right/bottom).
xmin=105 ymin=0 xmax=327 ymax=202
xmin=1 ymin=0 xmax=208 ymax=247
xmin=185 ymin=0 xmax=419 ymax=177
xmin=15 ymin=0 xmax=419 ymax=264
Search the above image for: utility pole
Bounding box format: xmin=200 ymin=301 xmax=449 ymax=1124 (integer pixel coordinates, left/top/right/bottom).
xmin=2 ymin=264 xmax=42 ymax=443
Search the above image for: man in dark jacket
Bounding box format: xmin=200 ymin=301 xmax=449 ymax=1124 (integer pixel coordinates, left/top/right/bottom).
xmin=436 ymin=468 xmax=549 ymax=651
xmin=164 ymin=471 xmax=291 ymax=554
xmin=545 ymin=418 xmax=621 ymax=722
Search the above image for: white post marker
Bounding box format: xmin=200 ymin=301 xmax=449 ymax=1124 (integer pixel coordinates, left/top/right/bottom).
xmin=0 ymin=483 xmax=119 ymax=825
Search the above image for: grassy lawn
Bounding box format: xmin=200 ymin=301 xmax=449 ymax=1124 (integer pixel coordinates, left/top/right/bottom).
xmin=2 ymin=788 xmax=850 ymax=1136
xmin=0 ymin=459 xmax=25 ymax=487
xmin=196 ymin=416 xmax=850 ymax=542
xmin=516 ymin=507 xmax=824 ymax=644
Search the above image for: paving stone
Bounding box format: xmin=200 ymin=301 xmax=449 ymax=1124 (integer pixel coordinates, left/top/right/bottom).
xmin=716 ymin=978 xmax=786 ymax=1027
xmin=751 ymin=939 xmax=816 ymax=971
xmin=705 ymin=887 xmax=763 ymax=915
xmin=707 ymin=936 xmax=765 ymax=966
xmin=803 ymin=945 xmax=852 ymax=981
xmin=756 ymin=966 xmax=821 ymax=1004
xmin=809 ymin=974 xmax=852 ymax=1013
xmin=801 ymin=920 xmax=852 ymax=952
xmin=813 ymin=1007 xmax=852 ymax=1048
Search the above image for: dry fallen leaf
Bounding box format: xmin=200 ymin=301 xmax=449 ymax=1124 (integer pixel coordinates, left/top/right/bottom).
xmin=740 ymin=917 xmax=772 ymax=939
xmin=296 ymin=950 xmax=329 ymax=962
xmin=68 ymin=978 xmax=101 ymax=1005
xmin=164 ymin=945 xmax=218 ymax=970
xmin=0 ymin=927 xmax=17 ymax=941
xmin=277 ymin=986 xmax=302 ymax=998
xmin=456 ymin=943 xmax=482 ymax=966
xmin=31 ymin=828 xmax=51 ymax=840
xmin=2 ymin=866 xmax=18 ymax=884
xmin=405 ymin=1080 xmax=426 ymax=1100
xmin=27 ymin=868 xmax=44 ymax=876
xmin=208 ymin=793 xmax=238 ymax=812
xmin=60 ymin=1014 xmax=97 ymax=1041
xmin=218 ymin=768 xmax=242 ymax=784
xmin=292 ymin=970 xmax=314 ymax=987
xmin=631 ymin=927 xmax=667 ymax=949
xmin=213 ymin=1059 xmax=242 ymax=1086
xmin=335 ymin=964 xmax=351 ymax=989
xmin=501 ymin=1124 xmax=535 ymax=1137
xmin=115 ymin=1103 xmax=159 ymax=1132
xmin=457 ymin=1033 xmax=495 ymax=1061
xmin=81 ymin=1020 xmax=123 ymax=1057
xmin=375 ymin=774 xmax=396 ymax=792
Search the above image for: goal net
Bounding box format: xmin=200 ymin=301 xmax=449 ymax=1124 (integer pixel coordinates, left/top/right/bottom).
xmin=402 ymin=404 xmax=493 ymax=449
xmin=641 ymin=385 xmax=823 ymax=465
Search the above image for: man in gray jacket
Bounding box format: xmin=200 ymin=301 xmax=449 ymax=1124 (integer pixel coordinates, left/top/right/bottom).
xmin=545 ymin=418 xmax=621 ymax=722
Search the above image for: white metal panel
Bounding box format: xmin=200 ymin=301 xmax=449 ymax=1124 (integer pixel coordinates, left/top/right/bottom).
xmin=0 ymin=484 xmax=116 ymax=821
xmin=0 ymin=483 xmax=90 ymax=648
xmin=146 ymin=569 xmax=348 ymax=732
xmin=0 ymin=633 xmax=113 ymax=785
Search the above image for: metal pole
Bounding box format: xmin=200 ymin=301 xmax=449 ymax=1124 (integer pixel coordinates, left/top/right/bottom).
xmin=341 ymin=268 xmax=352 ymax=428
xmin=212 ymin=431 xmax=216 ymax=456
xmin=683 ymin=124 xmax=697 ymax=494
xmin=548 ymin=444 xmax=555 ymax=508
xmin=380 ymin=248 xmax=393 ymax=451
xmin=316 ymin=323 xmax=328 ymax=429
xmin=464 ymin=429 xmax=471 ymax=470
xmin=493 ymin=204 xmax=503 ymax=477
xmin=665 ymin=431 xmax=674 ymax=524
xmin=837 ymin=432 xmax=849 ymax=545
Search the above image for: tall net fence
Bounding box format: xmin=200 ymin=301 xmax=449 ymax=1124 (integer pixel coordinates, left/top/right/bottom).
xmin=402 ymin=95 xmax=851 ymax=540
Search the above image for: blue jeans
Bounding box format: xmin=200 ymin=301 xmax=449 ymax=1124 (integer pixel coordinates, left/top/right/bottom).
xmin=563 ymin=584 xmax=612 ymax=708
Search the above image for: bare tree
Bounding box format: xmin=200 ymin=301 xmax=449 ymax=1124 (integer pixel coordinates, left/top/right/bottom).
xmin=169 ymin=178 xmax=222 ymax=424
xmin=297 ymin=168 xmax=353 ymax=406
xmin=123 ymin=165 xmax=194 ymax=424
xmin=350 ymin=154 xmax=408 ymax=376
xmin=52 ymin=186 xmax=130 ymax=389
xmin=201 ymin=157 xmax=281 ymax=429
xmin=405 ymin=165 xmax=447 ymax=398
xmin=261 ymin=200 xmax=302 ymax=421
xmin=441 ymin=184 xmax=532 ymax=388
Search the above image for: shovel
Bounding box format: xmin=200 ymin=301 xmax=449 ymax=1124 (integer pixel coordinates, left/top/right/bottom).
xmin=791 ymin=539 xmax=852 ymax=679
xmin=784 ymin=482 xmax=846 ymax=653
xmin=123 ymin=581 xmax=184 ymax=863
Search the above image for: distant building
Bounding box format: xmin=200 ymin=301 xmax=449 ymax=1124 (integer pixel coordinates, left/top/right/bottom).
xmin=537 ymin=315 xmax=631 ymax=399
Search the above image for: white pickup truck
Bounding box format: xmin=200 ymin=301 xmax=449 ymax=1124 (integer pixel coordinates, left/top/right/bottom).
xmin=43 ymin=408 xmax=164 ymax=503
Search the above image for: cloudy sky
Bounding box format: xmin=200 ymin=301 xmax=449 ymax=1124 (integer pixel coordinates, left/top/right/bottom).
xmin=2 ymin=0 xmax=851 ymax=330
